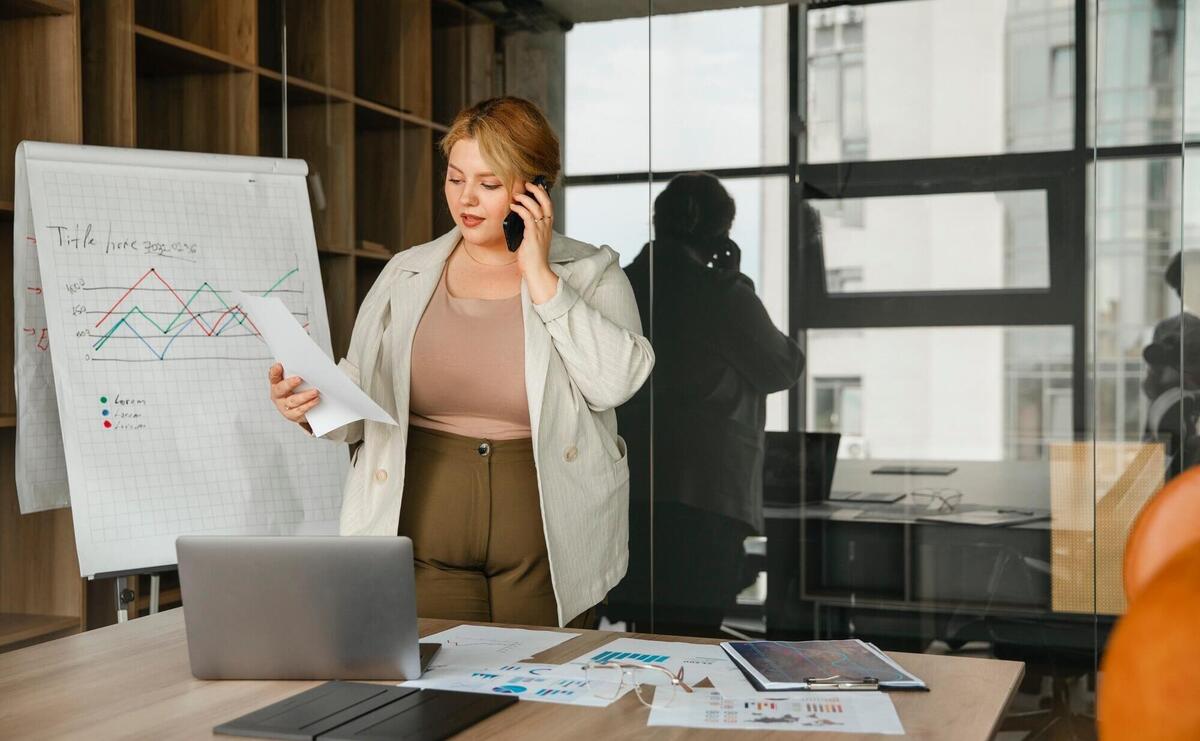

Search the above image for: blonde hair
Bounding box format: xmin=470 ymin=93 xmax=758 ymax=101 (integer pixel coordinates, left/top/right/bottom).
xmin=439 ymin=97 xmax=562 ymax=191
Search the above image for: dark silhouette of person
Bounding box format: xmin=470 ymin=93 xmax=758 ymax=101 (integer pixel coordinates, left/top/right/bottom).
xmin=607 ymin=172 xmax=806 ymax=637
xmin=1144 ymin=252 xmax=1200 ymax=478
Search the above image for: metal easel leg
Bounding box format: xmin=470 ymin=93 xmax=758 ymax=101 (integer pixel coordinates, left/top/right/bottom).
xmin=149 ymin=574 xmax=160 ymax=615
xmin=116 ymin=575 xmax=134 ymax=623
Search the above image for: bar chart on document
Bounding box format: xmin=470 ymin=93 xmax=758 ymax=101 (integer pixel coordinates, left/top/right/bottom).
xmin=17 ymin=143 xmax=349 ymax=577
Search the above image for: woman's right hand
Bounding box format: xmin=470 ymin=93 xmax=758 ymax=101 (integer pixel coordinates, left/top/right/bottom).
xmin=268 ymin=362 xmax=320 ymax=428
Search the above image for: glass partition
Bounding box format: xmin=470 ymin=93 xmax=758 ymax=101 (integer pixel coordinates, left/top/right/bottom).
xmin=256 ymin=0 xmax=1190 ymax=734
xmin=558 ymin=0 xmax=1184 ymax=734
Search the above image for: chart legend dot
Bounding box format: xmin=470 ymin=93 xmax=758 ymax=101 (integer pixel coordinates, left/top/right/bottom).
xmin=103 ymin=420 xmax=112 ymax=429
xmin=99 ymin=396 xmax=107 ymax=403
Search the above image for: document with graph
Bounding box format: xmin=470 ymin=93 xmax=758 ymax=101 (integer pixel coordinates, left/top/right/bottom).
xmin=13 ymin=142 xmax=350 ymax=577
xmin=647 ymin=690 xmax=903 ymax=734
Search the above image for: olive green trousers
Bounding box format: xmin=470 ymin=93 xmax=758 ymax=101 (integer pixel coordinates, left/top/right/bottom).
xmin=399 ymin=425 xmax=594 ymax=629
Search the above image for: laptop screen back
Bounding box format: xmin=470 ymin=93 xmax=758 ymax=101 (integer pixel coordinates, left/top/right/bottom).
xmin=763 ymin=431 xmax=841 ymax=506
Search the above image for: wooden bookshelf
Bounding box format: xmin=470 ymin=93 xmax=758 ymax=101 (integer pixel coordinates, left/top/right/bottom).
xmin=135 ymin=0 xmax=257 ymax=64
xmin=0 ymin=0 xmax=86 ymax=651
xmin=0 ymin=613 xmax=79 ymax=654
xmin=1 ymin=217 xmax=14 ymax=418
xmin=0 ymin=0 xmax=74 ymax=19
xmin=0 ymin=0 xmax=495 ymax=648
xmin=135 ymin=25 xmax=258 ymax=74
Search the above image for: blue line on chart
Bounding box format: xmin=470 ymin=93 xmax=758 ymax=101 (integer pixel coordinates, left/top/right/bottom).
xmin=94 ymin=312 xmax=198 ymax=360
xmin=591 ymin=650 xmax=670 ymax=664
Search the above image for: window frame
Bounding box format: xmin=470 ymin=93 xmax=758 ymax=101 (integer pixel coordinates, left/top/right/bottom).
xmin=561 ymin=0 xmax=1191 ymax=444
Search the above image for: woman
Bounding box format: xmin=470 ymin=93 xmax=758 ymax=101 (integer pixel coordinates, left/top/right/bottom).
xmin=267 ymin=96 xmax=654 ymax=628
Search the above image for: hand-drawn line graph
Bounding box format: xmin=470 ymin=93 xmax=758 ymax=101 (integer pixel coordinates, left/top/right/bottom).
xmin=83 ymin=266 xmax=309 ymax=362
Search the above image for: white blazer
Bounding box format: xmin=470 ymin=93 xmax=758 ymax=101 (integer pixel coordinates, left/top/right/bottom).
xmin=320 ymin=226 xmax=655 ymax=625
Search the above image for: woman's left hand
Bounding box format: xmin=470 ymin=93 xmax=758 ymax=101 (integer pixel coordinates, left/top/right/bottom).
xmin=511 ymin=180 xmax=558 ymax=303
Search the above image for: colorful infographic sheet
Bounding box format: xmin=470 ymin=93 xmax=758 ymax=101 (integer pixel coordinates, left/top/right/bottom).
xmin=648 ymin=690 xmax=904 ymax=734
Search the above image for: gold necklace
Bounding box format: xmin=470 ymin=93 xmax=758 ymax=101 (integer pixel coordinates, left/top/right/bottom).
xmin=461 ymin=239 xmax=517 ymax=266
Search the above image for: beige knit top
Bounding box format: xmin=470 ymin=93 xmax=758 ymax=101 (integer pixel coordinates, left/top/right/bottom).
xmin=407 ymin=263 xmax=531 ymax=440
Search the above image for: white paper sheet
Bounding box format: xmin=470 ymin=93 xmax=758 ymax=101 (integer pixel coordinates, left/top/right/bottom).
xmin=12 ymin=150 xmax=70 ymax=512
xmin=233 ymin=292 xmax=398 ymax=437
xmin=564 ymin=637 xmax=749 ymax=691
xmin=403 ymin=662 xmax=617 ymax=707
xmin=647 ymin=689 xmax=905 ymax=734
xmin=14 ymin=142 xmax=350 ymax=576
xmin=420 ymin=625 xmax=582 ymax=672
xmin=704 ymin=666 xmax=759 ymax=695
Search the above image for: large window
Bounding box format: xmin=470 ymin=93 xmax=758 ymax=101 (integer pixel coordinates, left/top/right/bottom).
xmin=812 ymin=376 xmax=862 ymax=435
xmin=808 ymin=7 xmax=866 ymax=162
xmin=814 ymin=189 xmax=1052 ymax=294
xmin=798 ymin=0 xmax=1087 ymax=464
xmin=564 ymin=5 xmax=793 ymax=430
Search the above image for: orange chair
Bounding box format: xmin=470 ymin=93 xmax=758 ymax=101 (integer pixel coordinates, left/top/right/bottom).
xmin=1123 ymin=464 xmax=1200 ymax=603
xmin=1099 ymin=540 xmax=1200 ymax=740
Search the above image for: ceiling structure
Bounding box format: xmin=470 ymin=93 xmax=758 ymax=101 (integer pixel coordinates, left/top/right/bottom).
xmin=463 ymin=0 xmax=800 ymax=31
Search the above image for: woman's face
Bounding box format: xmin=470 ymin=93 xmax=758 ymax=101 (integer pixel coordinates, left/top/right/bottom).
xmin=444 ymin=138 xmax=524 ymax=249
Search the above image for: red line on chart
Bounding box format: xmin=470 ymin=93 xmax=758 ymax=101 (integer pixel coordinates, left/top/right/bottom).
xmin=208 ymin=303 xmax=261 ymax=337
xmin=94 ymin=268 xmax=193 ymax=329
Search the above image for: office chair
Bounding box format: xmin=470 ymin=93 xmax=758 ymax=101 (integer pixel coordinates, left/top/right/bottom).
xmin=1099 ymin=540 xmax=1200 ymax=740
xmin=1122 ymin=464 xmax=1200 ymax=603
xmin=939 ymin=542 xmax=1099 ymax=741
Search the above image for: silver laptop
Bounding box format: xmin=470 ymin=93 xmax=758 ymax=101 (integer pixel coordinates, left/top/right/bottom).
xmin=176 ymin=535 xmax=437 ymax=680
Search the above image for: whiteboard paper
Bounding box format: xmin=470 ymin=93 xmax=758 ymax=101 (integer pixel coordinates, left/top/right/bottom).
xmin=13 ymin=141 xmax=349 ymax=576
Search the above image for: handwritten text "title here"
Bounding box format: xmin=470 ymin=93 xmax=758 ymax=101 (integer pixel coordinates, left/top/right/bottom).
xmin=46 ymin=223 xmax=198 ymax=259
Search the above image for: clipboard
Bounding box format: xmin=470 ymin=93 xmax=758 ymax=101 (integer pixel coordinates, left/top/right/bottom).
xmin=720 ymin=639 xmax=928 ymax=692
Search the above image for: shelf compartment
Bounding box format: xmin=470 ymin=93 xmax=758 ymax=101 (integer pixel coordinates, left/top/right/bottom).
xmin=0 ymin=613 xmax=79 ymax=653
xmin=0 ymin=216 xmax=14 ymax=417
xmin=260 ymin=85 xmax=354 ymax=253
xmin=431 ymin=0 xmax=495 ymax=126
xmin=134 ymin=0 xmax=256 ymax=65
xmin=355 ymin=0 xmax=431 ymax=118
xmin=318 ymin=253 xmax=354 ymax=361
xmin=258 ymin=0 xmax=353 ymax=96
xmin=136 ymin=67 xmax=258 ymax=155
xmin=355 ymin=258 xmax=387 ymax=310
xmin=0 ymin=0 xmax=74 ymax=19
xmin=82 ymin=0 xmax=136 ymax=148
xmin=354 ymin=242 xmax=393 ymax=262
xmin=354 ymin=96 xmax=447 ymax=133
xmin=431 ymin=136 xmax=454 ymax=237
xmin=0 ymin=8 xmax=82 ymax=204
xmin=134 ymin=25 xmax=257 ymax=76
xmin=257 ymin=67 xmax=355 ymax=106
xmin=356 ymin=111 xmax=433 ymax=261
xmin=0 ymin=475 xmax=83 ymax=628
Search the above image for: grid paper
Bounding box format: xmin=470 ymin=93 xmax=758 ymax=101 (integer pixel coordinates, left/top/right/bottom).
xmin=13 ymin=151 xmax=70 ymax=512
xmin=16 ymin=146 xmax=349 ymax=576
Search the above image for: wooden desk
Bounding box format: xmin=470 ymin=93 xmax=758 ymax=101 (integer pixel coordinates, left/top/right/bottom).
xmin=0 ymin=608 xmax=1023 ymax=740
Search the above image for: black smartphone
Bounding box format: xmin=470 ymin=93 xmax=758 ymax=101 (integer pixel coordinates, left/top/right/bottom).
xmin=502 ymin=175 xmax=549 ymax=252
